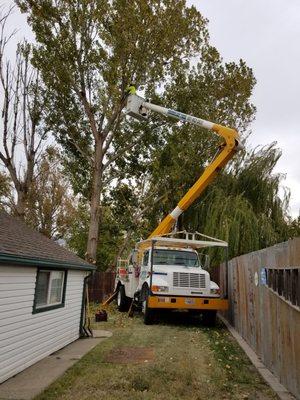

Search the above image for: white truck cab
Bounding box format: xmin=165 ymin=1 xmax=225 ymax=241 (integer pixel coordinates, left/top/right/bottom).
xmin=115 ymin=232 xmax=228 ymax=325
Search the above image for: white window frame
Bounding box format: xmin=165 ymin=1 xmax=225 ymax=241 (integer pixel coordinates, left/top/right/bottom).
xmin=33 ymin=269 xmax=67 ymax=313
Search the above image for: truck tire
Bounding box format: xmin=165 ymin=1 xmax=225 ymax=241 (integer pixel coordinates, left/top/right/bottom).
xmin=202 ymin=310 xmax=217 ymax=326
xmin=143 ymin=290 xmax=155 ymax=325
xmin=117 ymin=285 xmax=129 ymax=312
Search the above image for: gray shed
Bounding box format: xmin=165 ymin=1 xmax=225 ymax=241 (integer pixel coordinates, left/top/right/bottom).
xmin=0 ymin=211 xmax=95 ymax=383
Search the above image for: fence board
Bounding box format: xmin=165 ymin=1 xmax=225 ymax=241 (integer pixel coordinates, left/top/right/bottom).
xmin=219 ymin=237 xmax=300 ymax=399
xmin=88 ymin=271 xmax=116 ymax=303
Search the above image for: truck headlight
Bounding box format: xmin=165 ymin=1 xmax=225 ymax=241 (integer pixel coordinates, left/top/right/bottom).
xmin=210 ymin=288 xmax=220 ymax=295
xmin=151 ymin=285 xmax=169 ymax=293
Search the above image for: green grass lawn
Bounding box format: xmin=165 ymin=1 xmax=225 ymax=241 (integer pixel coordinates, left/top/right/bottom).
xmin=34 ymin=305 xmax=277 ymax=400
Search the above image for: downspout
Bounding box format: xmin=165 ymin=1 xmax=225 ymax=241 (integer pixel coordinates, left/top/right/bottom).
xmin=80 ymin=271 xmax=93 ymax=337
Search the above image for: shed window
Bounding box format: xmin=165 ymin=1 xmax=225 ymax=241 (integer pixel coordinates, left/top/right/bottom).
xmin=33 ymin=269 xmax=67 ymax=313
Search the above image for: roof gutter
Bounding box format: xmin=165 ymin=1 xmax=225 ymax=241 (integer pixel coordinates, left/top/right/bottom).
xmin=0 ymin=252 xmax=96 ymax=271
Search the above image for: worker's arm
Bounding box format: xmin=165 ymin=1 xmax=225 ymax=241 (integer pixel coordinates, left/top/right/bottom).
xmin=125 ymin=93 xmax=241 ymax=238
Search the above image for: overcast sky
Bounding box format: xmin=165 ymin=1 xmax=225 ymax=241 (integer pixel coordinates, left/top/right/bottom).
xmin=190 ymin=0 xmax=300 ymax=217
xmin=3 ymin=0 xmax=300 ymax=217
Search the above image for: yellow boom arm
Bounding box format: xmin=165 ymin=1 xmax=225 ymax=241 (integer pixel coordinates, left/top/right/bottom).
xmin=125 ymin=94 xmax=241 ymax=238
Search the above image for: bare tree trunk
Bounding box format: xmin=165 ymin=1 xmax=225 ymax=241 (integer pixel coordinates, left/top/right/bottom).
xmin=0 ymin=13 xmax=46 ymax=220
xmin=112 ymin=231 xmax=133 ymax=268
xmin=15 ymin=189 xmax=26 ymax=218
xmin=86 ymin=137 xmax=103 ymax=264
xmin=112 ymin=191 xmax=168 ymax=268
xmin=13 ymin=155 xmax=34 ymax=219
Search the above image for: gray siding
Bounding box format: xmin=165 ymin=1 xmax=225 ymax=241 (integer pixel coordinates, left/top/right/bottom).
xmin=0 ymin=266 xmax=87 ymax=383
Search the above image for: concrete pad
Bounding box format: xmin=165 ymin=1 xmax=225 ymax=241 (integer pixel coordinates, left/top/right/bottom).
xmin=92 ymin=329 xmax=113 ymax=338
xmin=0 ymin=335 xmax=111 ymax=400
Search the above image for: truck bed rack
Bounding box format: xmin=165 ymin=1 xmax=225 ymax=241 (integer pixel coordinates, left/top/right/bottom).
xmin=137 ymin=231 xmax=228 ymax=251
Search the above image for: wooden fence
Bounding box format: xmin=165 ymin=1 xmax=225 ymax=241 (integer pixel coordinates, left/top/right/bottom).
xmin=219 ymin=237 xmax=300 ymax=399
xmin=88 ymin=271 xmax=116 ymax=303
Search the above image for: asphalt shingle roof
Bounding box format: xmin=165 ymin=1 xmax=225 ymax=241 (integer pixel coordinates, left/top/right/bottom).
xmin=0 ymin=211 xmax=94 ymax=270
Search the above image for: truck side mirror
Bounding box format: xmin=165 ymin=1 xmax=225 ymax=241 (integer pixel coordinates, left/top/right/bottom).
xmin=130 ymin=249 xmax=138 ymax=264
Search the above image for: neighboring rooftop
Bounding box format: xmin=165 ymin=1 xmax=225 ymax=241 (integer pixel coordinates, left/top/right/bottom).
xmin=0 ymin=211 xmax=94 ymax=270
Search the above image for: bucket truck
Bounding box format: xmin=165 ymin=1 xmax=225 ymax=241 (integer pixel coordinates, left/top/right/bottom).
xmin=114 ymin=90 xmax=241 ymax=325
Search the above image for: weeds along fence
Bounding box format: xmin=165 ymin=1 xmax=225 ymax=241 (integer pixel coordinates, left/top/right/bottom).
xmin=88 ymin=271 xmax=116 ymax=303
xmin=218 ymin=237 xmax=300 ymax=399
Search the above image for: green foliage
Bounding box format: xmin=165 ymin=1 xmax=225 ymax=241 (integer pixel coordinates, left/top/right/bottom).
xmin=0 ymin=171 xmax=12 ymax=209
xmin=25 ymin=147 xmax=77 ymax=239
xmin=17 ymin=0 xmax=209 ymax=197
xmin=288 ymin=216 xmax=300 ymax=237
xmin=164 ymin=50 xmax=256 ymax=132
xmin=181 ymin=143 xmax=292 ymax=265
xmin=67 ymin=203 xmax=124 ymax=270
xmin=17 ymin=1 xmax=298 ymax=268
xmin=17 ymin=0 xmax=213 ymax=262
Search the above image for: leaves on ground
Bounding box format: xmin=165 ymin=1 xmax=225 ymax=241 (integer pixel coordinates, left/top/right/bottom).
xmin=34 ymin=306 xmax=277 ymax=400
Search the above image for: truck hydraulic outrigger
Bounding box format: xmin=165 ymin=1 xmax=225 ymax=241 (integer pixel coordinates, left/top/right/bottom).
xmin=125 ymin=91 xmax=242 ymax=238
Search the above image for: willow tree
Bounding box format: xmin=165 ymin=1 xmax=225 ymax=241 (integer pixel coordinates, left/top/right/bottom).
xmin=182 ymin=143 xmax=292 ymax=264
xmin=18 ymin=0 xmax=209 ymax=263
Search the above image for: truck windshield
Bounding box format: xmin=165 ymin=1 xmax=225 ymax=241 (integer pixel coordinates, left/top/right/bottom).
xmin=153 ymin=249 xmax=199 ymax=267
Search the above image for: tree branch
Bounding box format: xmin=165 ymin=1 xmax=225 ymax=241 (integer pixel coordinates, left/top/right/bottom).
xmin=69 ymin=136 xmax=93 ymax=165
xmin=74 ymin=87 xmax=99 ymax=141
xmin=102 ymin=98 xmax=126 ymax=140
xmin=102 ymin=131 xmax=143 ymax=171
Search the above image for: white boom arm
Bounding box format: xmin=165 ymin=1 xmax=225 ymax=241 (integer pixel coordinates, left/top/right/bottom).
xmin=126 ymin=94 xmax=214 ymax=130
xmin=126 ymin=93 xmax=241 ymax=238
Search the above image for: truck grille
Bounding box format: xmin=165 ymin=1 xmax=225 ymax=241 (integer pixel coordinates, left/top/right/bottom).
xmin=173 ymin=272 xmax=206 ymax=289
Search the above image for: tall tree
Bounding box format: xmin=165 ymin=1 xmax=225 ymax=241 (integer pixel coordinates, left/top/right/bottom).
xmin=17 ymin=0 xmax=209 ymax=263
xmin=0 ymin=9 xmax=47 ymax=218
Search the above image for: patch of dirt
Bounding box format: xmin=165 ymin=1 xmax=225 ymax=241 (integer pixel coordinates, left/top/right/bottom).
xmin=104 ymin=347 xmax=155 ymax=364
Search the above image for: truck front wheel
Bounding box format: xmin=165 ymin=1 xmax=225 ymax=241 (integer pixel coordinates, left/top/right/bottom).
xmin=117 ymin=285 xmax=130 ymax=312
xmin=142 ymin=289 xmax=155 ymax=325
